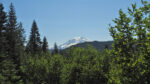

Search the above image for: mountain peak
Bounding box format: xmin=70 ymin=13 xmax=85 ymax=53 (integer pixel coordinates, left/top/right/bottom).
xmin=58 ymin=37 xmax=91 ymax=49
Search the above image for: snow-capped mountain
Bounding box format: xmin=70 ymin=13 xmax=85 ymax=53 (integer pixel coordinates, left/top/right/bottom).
xmin=58 ymin=37 xmax=91 ymax=49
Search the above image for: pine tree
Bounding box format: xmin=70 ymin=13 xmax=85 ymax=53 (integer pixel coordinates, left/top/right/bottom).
xmin=6 ymin=3 xmax=18 ymax=63
xmin=6 ymin=3 xmax=25 ymax=82
xmin=0 ymin=3 xmax=7 ymax=53
xmin=42 ymin=36 xmax=49 ymax=53
xmin=6 ymin=2 xmax=25 ymax=67
xmin=0 ymin=3 xmax=22 ymax=83
xmin=26 ymin=20 xmax=42 ymax=54
xmin=52 ymin=43 xmax=59 ymax=55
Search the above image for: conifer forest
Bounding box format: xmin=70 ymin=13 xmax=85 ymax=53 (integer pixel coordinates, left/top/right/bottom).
xmin=1 ymin=0 xmax=150 ymax=84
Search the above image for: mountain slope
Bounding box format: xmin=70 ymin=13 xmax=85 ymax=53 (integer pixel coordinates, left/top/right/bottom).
xmin=64 ymin=41 xmax=113 ymax=51
xmin=58 ymin=37 xmax=90 ymax=49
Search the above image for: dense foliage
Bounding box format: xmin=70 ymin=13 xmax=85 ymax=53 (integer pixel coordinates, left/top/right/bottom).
xmin=1 ymin=0 xmax=150 ymax=84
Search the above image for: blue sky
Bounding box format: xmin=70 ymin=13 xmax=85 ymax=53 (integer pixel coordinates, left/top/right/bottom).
xmin=1 ymin=0 xmax=141 ymax=47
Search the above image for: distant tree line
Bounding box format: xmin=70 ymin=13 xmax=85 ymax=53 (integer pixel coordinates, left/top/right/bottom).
xmin=0 ymin=0 xmax=150 ymax=84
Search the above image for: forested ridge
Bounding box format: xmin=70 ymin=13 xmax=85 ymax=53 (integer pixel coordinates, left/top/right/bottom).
xmin=64 ymin=41 xmax=113 ymax=51
xmin=1 ymin=0 xmax=150 ymax=84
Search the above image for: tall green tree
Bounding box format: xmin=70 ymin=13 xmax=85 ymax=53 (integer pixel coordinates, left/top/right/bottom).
xmin=26 ymin=20 xmax=42 ymax=54
xmin=6 ymin=2 xmax=25 ymax=66
xmin=42 ymin=36 xmax=49 ymax=53
xmin=108 ymin=1 xmax=150 ymax=83
xmin=0 ymin=3 xmax=23 ymax=84
xmin=108 ymin=9 xmax=136 ymax=83
xmin=6 ymin=2 xmax=25 ymax=69
xmin=6 ymin=3 xmax=18 ymax=63
xmin=52 ymin=43 xmax=59 ymax=55
xmin=0 ymin=3 xmax=7 ymax=53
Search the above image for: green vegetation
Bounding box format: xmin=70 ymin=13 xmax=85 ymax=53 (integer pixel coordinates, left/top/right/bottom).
xmin=1 ymin=0 xmax=150 ymax=84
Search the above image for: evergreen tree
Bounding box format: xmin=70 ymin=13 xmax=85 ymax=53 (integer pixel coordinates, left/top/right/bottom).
xmin=52 ymin=43 xmax=59 ymax=54
xmin=6 ymin=3 xmax=25 ymax=82
xmin=0 ymin=3 xmax=7 ymax=53
xmin=25 ymin=20 xmax=42 ymax=54
xmin=6 ymin=3 xmax=18 ymax=63
xmin=6 ymin=2 xmax=25 ymax=66
xmin=0 ymin=3 xmax=22 ymax=83
xmin=42 ymin=36 xmax=49 ymax=53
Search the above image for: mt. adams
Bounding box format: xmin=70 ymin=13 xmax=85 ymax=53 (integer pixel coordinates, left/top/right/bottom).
xmin=58 ymin=37 xmax=91 ymax=49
